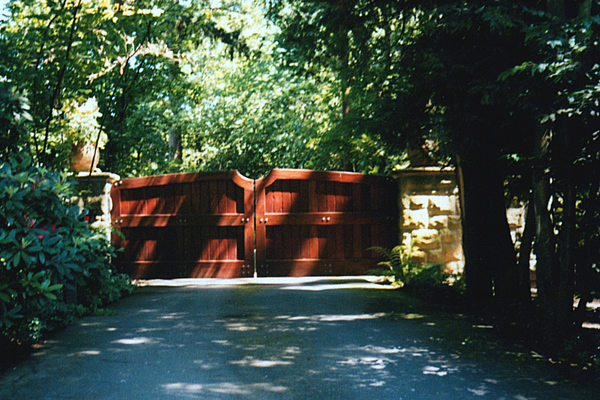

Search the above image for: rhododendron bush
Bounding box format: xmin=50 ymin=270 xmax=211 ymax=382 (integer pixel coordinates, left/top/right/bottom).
xmin=0 ymin=158 xmax=133 ymax=345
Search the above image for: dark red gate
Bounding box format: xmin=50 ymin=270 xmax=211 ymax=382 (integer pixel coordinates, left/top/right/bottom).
xmin=111 ymin=169 xmax=398 ymax=279
xmin=255 ymin=170 xmax=398 ymax=277
xmin=111 ymin=171 xmax=254 ymax=279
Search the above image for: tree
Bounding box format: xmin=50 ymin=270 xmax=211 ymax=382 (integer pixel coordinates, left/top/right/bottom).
xmin=270 ymin=0 xmax=600 ymax=350
xmin=268 ymin=0 xmax=521 ymax=305
xmin=500 ymin=0 xmax=600 ymax=344
xmin=0 ymin=0 xmax=223 ymax=170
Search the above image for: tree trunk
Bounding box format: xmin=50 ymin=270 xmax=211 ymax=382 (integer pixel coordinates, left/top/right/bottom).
xmin=516 ymin=194 xmax=535 ymax=304
xmin=555 ymin=118 xmax=576 ymax=339
xmin=168 ymin=125 xmax=182 ymax=161
xmin=531 ymin=128 xmax=564 ymax=344
xmin=458 ymin=152 xmax=518 ymax=308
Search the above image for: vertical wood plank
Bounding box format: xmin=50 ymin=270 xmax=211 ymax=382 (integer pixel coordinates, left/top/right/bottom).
xmin=218 ymin=226 xmax=227 ymax=261
xmin=282 ymin=225 xmax=292 ymax=260
xmin=191 ymin=227 xmax=199 ymax=262
xmin=298 ymin=180 xmax=309 ymax=213
xmin=290 ymin=225 xmax=300 ymax=259
xmin=181 ymin=183 xmax=191 ymax=214
xmin=199 ymin=182 xmax=209 ymax=214
xmin=200 ymin=226 xmax=210 ymax=261
xmin=236 ymin=185 xmax=244 ymax=214
xmin=265 ymin=225 xmax=274 ymax=260
xmin=309 ymin=226 xmax=318 ymax=259
xmin=343 ymin=225 xmax=353 ymax=259
xmin=317 ymin=226 xmax=328 ymax=259
xmin=289 ymin=180 xmax=299 ymax=213
xmin=209 ymin=181 xmax=218 ymax=213
xmin=352 ymin=184 xmax=362 ymax=212
xmin=226 ymin=181 xmax=236 ymax=214
xmin=273 ymin=181 xmax=283 ymax=213
xmin=209 ymin=226 xmax=219 ymax=261
xmin=274 ymin=226 xmax=283 ymax=260
xmin=353 ymin=225 xmax=362 ymax=258
xmin=169 ymin=184 xmax=180 ymax=214
xmin=178 ymin=227 xmax=186 ymax=262
xmin=328 ymin=181 xmax=336 ymax=212
xmin=237 ymin=225 xmax=244 ymax=261
xmin=362 ymin=225 xmax=372 ymax=255
xmin=308 ymin=180 xmax=317 ymax=212
xmin=362 ymin=184 xmax=371 ymax=212
xmin=334 ymin=182 xmax=343 ymax=212
xmin=266 ymin=186 xmax=273 ymax=214
xmin=157 ymin=185 xmax=169 ymax=214
xmin=144 ymin=186 xmax=155 ymax=215
xmin=218 ymin=181 xmax=227 ymax=214
xmin=334 ymin=225 xmax=344 ymax=259
xmin=340 ymin=183 xmax=352 ymax=212
xmin=282 ymin=181 xmax=292 ymax=213
xmin=119 ymin=189 xmax=130 ymax=215
xmin=315 ymin=181 xmax=325 ymax=212
xmin=191 ymin=182 xmax=200 ymax=214
xmin=229 ymin=226 xmax=237 ymax=260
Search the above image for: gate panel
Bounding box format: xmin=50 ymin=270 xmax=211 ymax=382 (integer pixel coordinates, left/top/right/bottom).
xmin=255 ymin=170 xmax=398 ymax=277
xmin=111 ymin=171 xmax=254 ymax=279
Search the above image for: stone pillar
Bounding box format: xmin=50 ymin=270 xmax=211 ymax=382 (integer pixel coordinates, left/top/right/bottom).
xmin=72 ymin=172 xmax=120 ymax=241
xmin=396 ymin=168 xmax=464 ymax=275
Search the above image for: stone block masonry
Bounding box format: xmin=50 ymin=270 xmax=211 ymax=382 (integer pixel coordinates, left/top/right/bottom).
xmin=72 ymin=172 xmax=120 ymax=241
xmin=396 ymin=168 xmax=464 ymax=274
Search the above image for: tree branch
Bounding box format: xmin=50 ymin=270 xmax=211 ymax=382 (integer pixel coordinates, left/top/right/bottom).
xmin=41 ymin=0 xmax=83 ymax=163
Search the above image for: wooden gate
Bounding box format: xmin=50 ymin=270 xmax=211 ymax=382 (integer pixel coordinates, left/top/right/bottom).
xmin=111 ymin=169 xmax=398 ymax=279
xmin=255 ymin=170 xmax=398 ymax=277
xmin=111 ymin=171 xmax=254 ymax=279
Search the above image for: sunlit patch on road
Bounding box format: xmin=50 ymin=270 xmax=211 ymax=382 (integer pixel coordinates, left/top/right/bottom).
xmin=162 ymin=382 xmax=289 ymax=396
xmin=113 ymin=337 xmax=156 ymax=345
xmin=231 ymin=356 xmax=294 ymax=367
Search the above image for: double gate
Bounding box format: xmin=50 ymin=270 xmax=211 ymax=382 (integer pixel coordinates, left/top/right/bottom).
xmin=111 ymin=169 xmax=398 ymax=279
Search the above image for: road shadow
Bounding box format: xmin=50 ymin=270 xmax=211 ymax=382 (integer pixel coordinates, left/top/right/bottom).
xmin=0 ymin=278 xmax=596 ymax=399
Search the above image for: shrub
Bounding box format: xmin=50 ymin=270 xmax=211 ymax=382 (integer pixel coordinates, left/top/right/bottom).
xmin=0 ymin=157 xmax=134 ymax=345
xmin=368 ymin=244 xmax=422 ymax=287
xmin=368 ymin=244 xmax=464 ymax=293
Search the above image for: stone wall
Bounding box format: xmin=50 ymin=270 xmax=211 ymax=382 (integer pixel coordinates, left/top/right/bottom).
xmin=397 ymin=168 xmax=526 ymax=274
xmin=396 ymin=168 xmax=464 ymax=273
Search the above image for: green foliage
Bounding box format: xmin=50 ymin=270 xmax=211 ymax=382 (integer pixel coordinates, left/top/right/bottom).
xmin=62 ymin=98 xmax=107 ymax=149
xmin=0 ymin=83 xmax=31 ymax=162
xmin=0 ymin=157 xmax=134 ymax=344
xmin=0 ymin=0 xmax=212 ymax=169
xmin=268 ymin=0 xmax=447 ymax=167
xmin=368 ymin=244 xmax=418 ymax=286
xmin=106 ymin=0 xmax=396 ymax=178
xmin=188 ymin=49 xmax=345 ymax=177
xmin=0 ymin=0 xmax=398 ymax=176
xmin=368 ymin=243 xmax=462 ymax=291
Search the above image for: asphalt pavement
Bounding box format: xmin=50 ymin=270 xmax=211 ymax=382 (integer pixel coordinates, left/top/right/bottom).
xmin=0 ymin=277 xmax=596 ymax=399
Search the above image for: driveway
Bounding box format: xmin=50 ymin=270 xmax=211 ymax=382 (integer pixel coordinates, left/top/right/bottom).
xmin=0 ymin=277 xmax=595 ymax=399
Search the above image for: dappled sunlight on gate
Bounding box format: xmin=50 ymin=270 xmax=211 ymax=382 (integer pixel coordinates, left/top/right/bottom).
xmin=112 ymin=171 xmax=254 ymax=279
xmin=112 ymin=170 xmax=399 ymax=279
xmin=255 ymin=170 xmax=397 ymax=277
